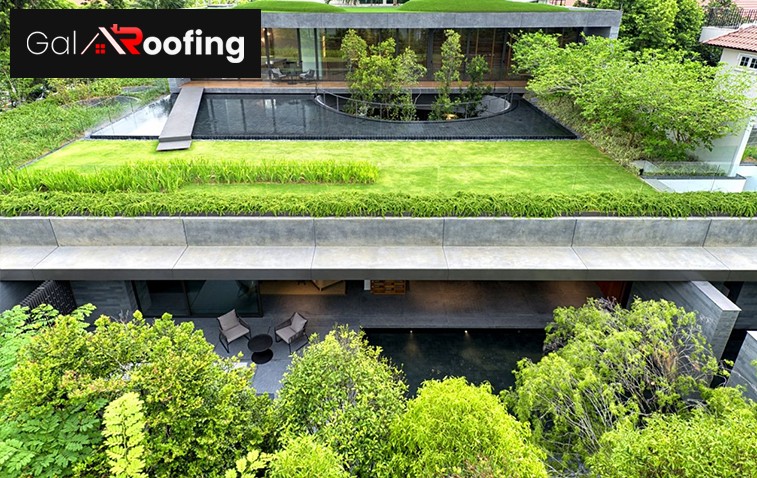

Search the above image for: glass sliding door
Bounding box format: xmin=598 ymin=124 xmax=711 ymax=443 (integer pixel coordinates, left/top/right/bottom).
xmin=135 ymin=280 xmax=263 ymax=318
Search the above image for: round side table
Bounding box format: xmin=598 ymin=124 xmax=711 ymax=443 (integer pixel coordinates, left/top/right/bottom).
xmin=248 ymin=334 xmax=273 ymax=364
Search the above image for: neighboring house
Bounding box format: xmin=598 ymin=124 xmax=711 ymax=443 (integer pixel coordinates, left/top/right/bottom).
xmin=700 ymin=25 xmax=757 ymax=178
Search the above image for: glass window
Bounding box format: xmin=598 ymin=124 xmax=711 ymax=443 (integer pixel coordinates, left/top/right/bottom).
xmin=740 ymin=56 xmax=750 ymax=67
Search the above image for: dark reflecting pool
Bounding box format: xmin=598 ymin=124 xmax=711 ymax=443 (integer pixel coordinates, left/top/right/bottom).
xmin=193 ymin=93 xmax=575 ymax=140
xmin=365 ymin=328 xmax=545 ymax=395
xmin=91 ymin=95 xmax=175 ymax=138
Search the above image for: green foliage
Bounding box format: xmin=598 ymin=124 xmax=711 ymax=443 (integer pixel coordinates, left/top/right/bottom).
xmin=513 ymin=33 xmax=756 ymax=161
xmin=388 ymin=377 xmax=548 ymax=478
xmin=235 ymin=0 xmax=346 ymax=12
xmin=505 ymin=299 xmax=720 ymax=470
xmin=431 ymin=30 xmax=463 ymax=120
xmin=275 ymin=326 xmax=407 ymax=477
xmin=135 ymin=0 xmax=187 ymax=8
xmin=0 ymin=49 xmax=46 ymax=109
xmin=0 ymin=309 xmax=271 ymax=477
xmin=268 ymin=435 xmax=349 ymax=478
xmin=1 ymin=157 xmax=379 ymax=193
xmin=0 ymin=0 xmax=74 ymax=50
xmin=0 ymin=78 xmax=168 ymax=170
xmin=460 ymin=55 xmax=493 ymax=118
xmin=576 ymin=0 xmax=703 ymax=52
xmin=102 ymin=392 xmax=148 ymax=478
xmin=341 ymin=30 xmax=426 ymax=120
xmin=397 ymin=0 xmax=566 ymax=12
xmin=588 ymin=387 xmax=757 ymax=477
xmin=4 ymin=189 xmax=757 ymax=217
xmin=223 ymin=449 xmax=269 ymax=478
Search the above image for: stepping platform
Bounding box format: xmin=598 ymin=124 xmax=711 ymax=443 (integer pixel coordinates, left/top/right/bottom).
xmin=157 ymin=86 xmax=204 ymax=151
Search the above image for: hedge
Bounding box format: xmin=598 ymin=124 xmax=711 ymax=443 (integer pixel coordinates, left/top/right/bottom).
xmin=1 ymin=191 xmax=756 ymax=217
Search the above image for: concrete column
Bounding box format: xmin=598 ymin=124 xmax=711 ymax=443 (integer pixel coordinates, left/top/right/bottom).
xmin=631 ymin=281 xmax=741 ymax=359
xmin=734 ymin=282 xmax=757 ymax=329
xmin=70 ymin=281 xmax=138 ymax=319
xmin=728 ymin=331 xmax=757 ymax=401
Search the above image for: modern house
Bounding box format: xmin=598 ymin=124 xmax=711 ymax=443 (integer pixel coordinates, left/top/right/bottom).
xmin=2 ymin=3 xmax=757 ymax=396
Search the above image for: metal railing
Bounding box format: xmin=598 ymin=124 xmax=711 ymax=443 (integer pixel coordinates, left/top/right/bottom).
xmin=315 ymin=88 xmax=513 ymax=122
xmin=705 ymin=7 xmax=757 ymax=28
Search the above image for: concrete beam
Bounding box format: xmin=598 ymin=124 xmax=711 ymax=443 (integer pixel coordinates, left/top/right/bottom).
xmin=50 ymin=217 xmax=186 ymax=246
xmin=728 ymin=331 xmax=757 ymax=402
xmin=183 ymin=217 xmax=315 ymax=246
xmin=631 ymin=281 xmax=741 ymax=359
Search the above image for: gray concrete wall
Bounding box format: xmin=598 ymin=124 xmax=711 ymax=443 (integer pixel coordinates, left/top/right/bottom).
xmin=728 ymin=331 xmax=757 ymax=401
xmin=0 ymin=281 xmax=41 ymax=312
xmin=735 ymin=282 xmax=757 ymax=329
xmin=631 ymin=281 xmax=741 ymax=359
xmin=70 ymin=281 xmax=138 ymax=319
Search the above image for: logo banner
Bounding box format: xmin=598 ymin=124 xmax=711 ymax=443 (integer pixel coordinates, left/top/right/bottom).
xmin=10 ymin=9 xmax=261 ymax=78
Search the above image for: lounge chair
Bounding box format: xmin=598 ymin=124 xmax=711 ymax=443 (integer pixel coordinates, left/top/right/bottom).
xmin=298 ymin=69 xmax=316 ymax=82
xmin=275 ymin=312 xmax=309 ymax=353
xmin=269 ymin=68 xmax=287 ymax=81
xmin=217 ymin=309 xmax=251 ymax=353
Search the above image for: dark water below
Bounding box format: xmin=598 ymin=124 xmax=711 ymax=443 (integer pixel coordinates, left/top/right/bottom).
xmin=365 ymin=328 xmax=546 ymax=395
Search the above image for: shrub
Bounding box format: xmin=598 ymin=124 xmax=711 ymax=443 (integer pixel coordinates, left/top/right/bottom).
xmin=268 ymin=435 xmax=349 ymax=478
xmin=2 ymin=190 xmax=757 ymax=217
xmin=275 ymin=326 xmax=407 ymax=477
xmin=387 ymin=377 xmax=548 ymax=478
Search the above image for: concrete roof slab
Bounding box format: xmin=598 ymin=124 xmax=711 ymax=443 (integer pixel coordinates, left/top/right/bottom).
xmin=705 ymin=247 xmax=757 ymax=281
xmin=173 ymin=246 xmax=314 ymax=279
xmin=183 ymin=217 xmax=315 ymax=247
xmin=312 ymin=246 xmax=448 ymax=279
xmin=444 ymin=246 xmax=586 ymax=280
xmin=49 ymin=217 xmax=187 ymax=246
xmin=0 ymin=218 xmax=57 ymax=246
xmin=32 ymin=246 xmax=186 ymax=280
xmin=0 ymin=246 xmax=57 ymax=280
xmin=444 ymin=218 xmax=576 ymax=246
xmin=572 ymin=218 xmax=711 ymax=247
xmin=574 ymin=246 xmax=730 ymax=281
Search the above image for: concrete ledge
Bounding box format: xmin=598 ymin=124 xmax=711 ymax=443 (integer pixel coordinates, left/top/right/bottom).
xmin=728 ymin=331 xmax=757 ymax=401
xmin=311 ymin=246 xmax=448 ymax=280
xmin=445 ymin=246 xmax=586 ymax=280
xmin=0 ymin=246 xmax=57 ymax=280
xmin=444 ymin=218 xmax=576 ymax=246
xmin=572 ymin=218 xmax=711 ymax=247
xmin=573 ymin=247 xmax=730 ymax=281
xmin=32 ymin=246 xmax=186 ymax=280
xmin=314 ymin=218 xmax=443 ymax=247
xmin=0 ymin=218 xmax=56 ymax=246
xmin=50 ymin=217 xmax=187 ymax=246
xmin=4 ymin=217 xmax=757 ymax=280
xmin=705 ymin=218 xmax=757 ymax=247
xmin=183 ymin=217 xmax=314 ymax=246
xmin=173 ymin=246 xmax=314 ymax=279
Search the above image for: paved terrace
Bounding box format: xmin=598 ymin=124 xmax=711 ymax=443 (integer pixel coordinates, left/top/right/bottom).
xmin=2 ymin=217 xmax=757 ymax=282
xmin=175 ymin=280 xmax=598 ymax=395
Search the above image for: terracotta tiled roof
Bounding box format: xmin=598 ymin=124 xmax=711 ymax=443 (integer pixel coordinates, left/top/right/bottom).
xmin=704 ymin=26 xmax=757 ymax=52
xmin=734 ymin=0 xmax=757 ymax=9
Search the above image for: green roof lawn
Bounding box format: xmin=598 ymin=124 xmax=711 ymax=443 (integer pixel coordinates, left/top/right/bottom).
xmin=32 ymin=140 xmax=648 ymax=195
xmin=235 ymin=0 xmax=566 ymax=13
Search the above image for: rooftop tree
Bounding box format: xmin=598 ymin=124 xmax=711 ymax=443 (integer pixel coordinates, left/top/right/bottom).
xmin=503 ymin=298 xmax=720 ymax=472
xmin=275 ymin=326 xmax=407 ymax=477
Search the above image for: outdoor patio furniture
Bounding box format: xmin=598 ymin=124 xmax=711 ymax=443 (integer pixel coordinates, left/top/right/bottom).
xmin=217 ymin=309 xmax=252 ymax=353
xmin=268 ymin=68 xmax=287 ymax=81
xmin=298 ymin=69 xmax=316 ymax=82
xmin=248 ymin=333 xmax=274 ymax=364
xmin=275 ymin=312 xmax=309 ymax=353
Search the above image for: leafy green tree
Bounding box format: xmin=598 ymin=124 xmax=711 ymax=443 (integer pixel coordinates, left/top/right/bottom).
xmin=0 ymin=49 xmax=47 ymax=109
xmin=275 ymin=326 xmax=407 ymax=477
xmin=431 ymin=29 xmax=463 ymax=120
xmin=575 ymin=0 xmax=703 ymax=52
xmin=340 ymin=30 xmax=425 ymax=120
xmin=102 ymin=392 xmax=148 ymax=478
xmin=504 ymin=298 xmax=720 ymax=470
xmin=268 ymin=435 xmax=349 ymax=478
xmin=388 ymin=377 xmax=548 ymax=478
xmin=0 ymin=308 xmax=271 ymax=478
xmin=512 ymin=33 xmax=756 ymax=161
xmin=0 ymin=0 xmax=74 ymax=50
xmin=135 ymin=0 xmax=187 ymax=8
xmin=460 ymin=55 xmax=493 ymax=118
xmin=588 ymin=387 xmax=757 ymax=477
xmin=223 ymin=450 xmax=268 ymax=478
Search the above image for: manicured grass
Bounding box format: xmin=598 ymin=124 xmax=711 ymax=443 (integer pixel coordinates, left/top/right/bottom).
xmin=235 ymin=1 xmax=346 ymax=12
xmin=235 ymin=0 xmax=565 ymax=13
xmin=397 ymin=0 xmax=566 ymax=12
xmin=31 ymin=140 xmax=648 ymax=195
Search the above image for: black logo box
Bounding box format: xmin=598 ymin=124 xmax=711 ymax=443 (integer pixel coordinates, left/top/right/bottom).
xmin=11 ymin=9 xmax=261 ymax=78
